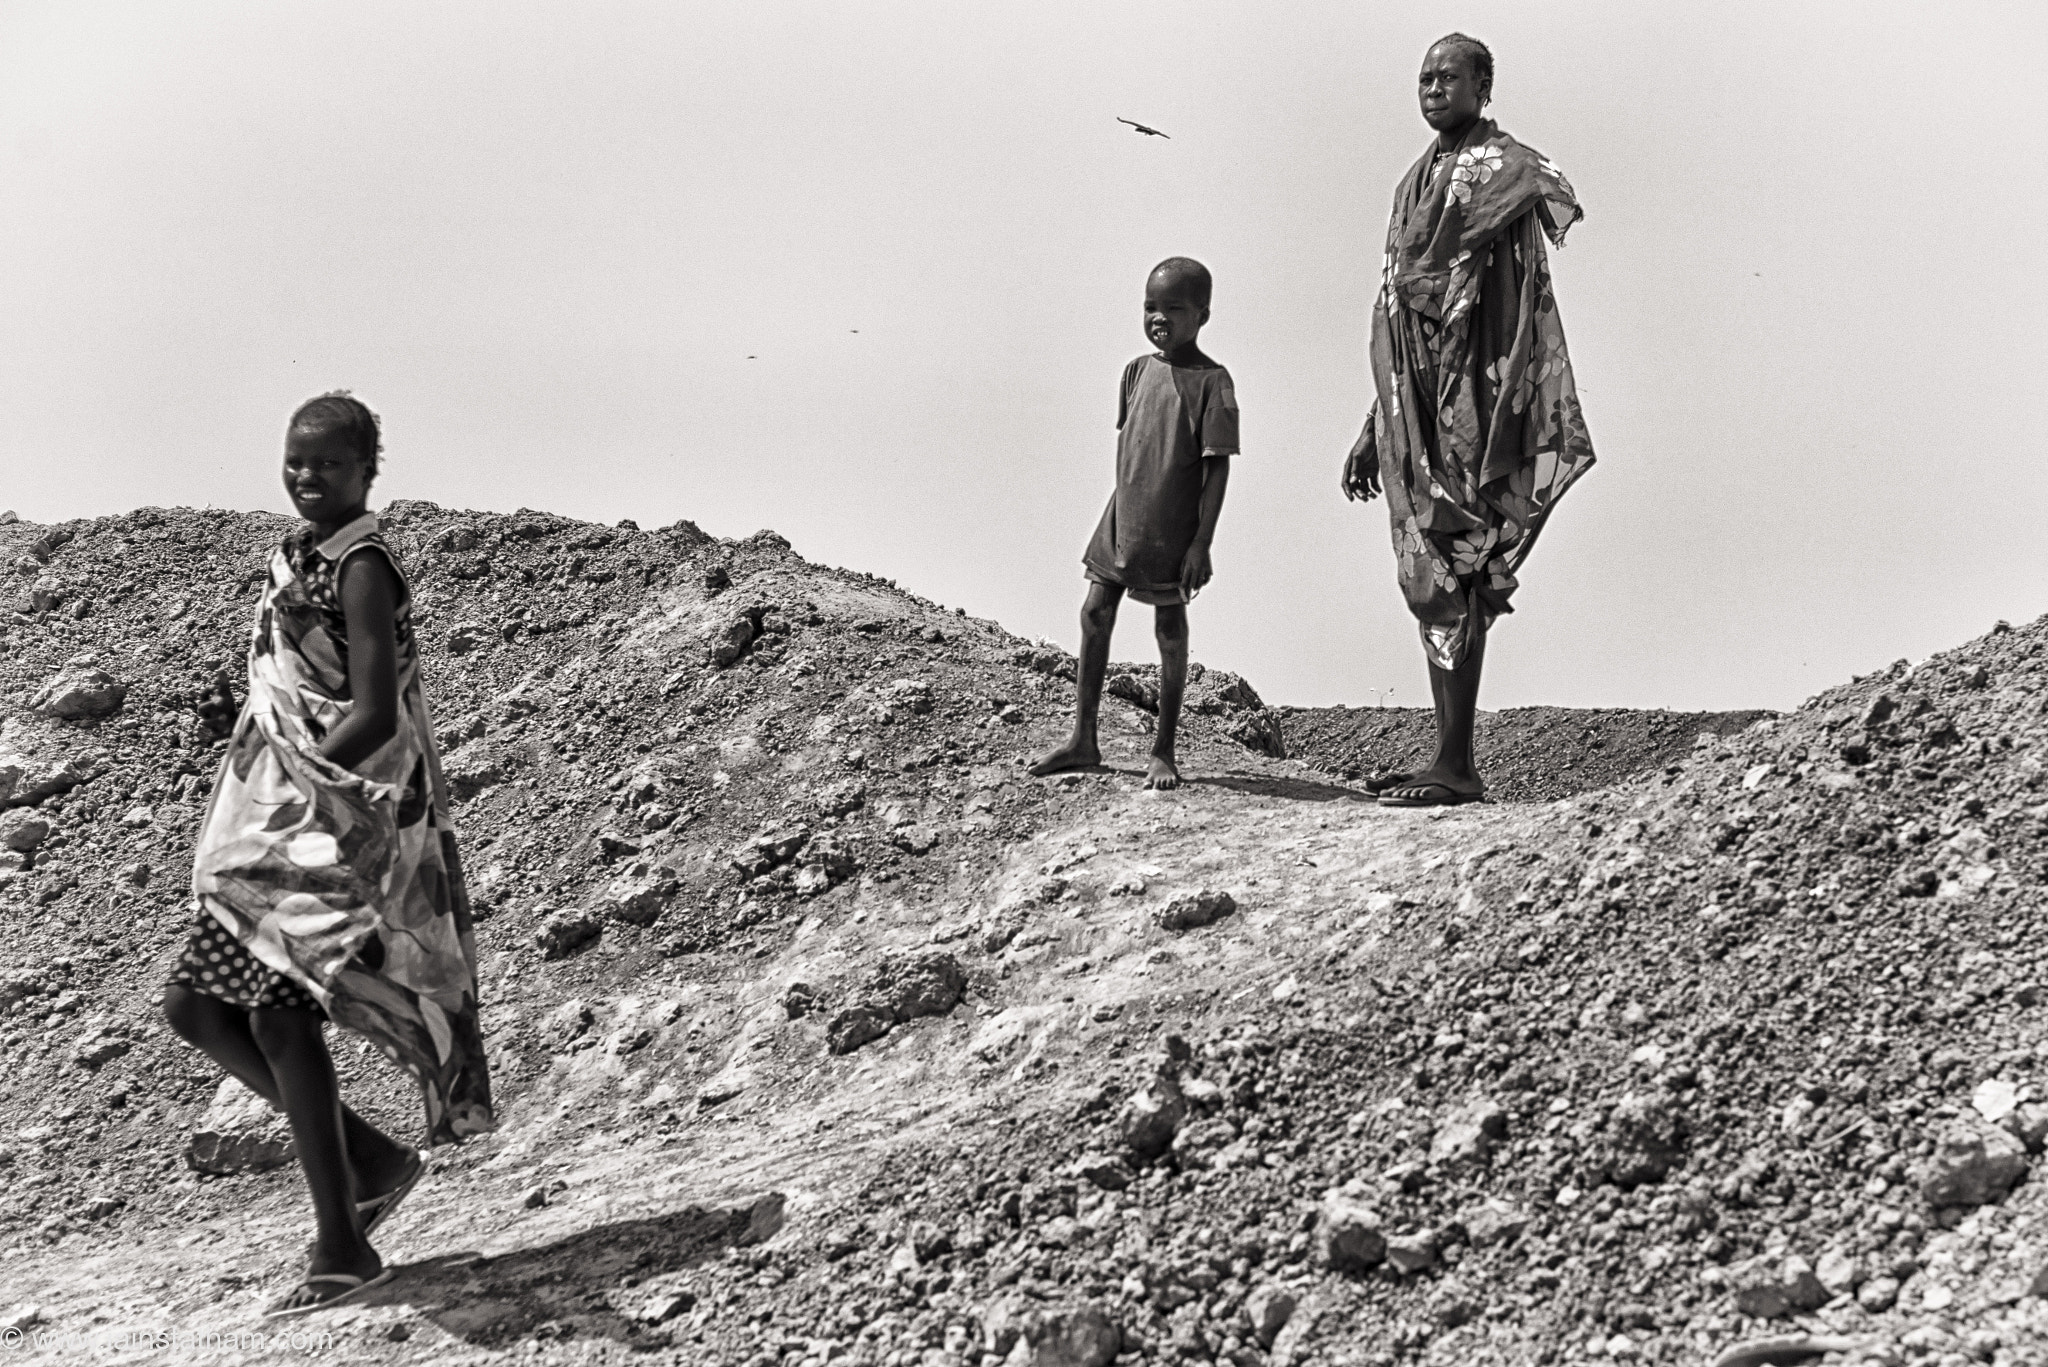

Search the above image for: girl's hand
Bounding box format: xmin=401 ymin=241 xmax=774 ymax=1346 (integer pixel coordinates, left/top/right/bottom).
xmin=196 ymin=670 xmax=240 ymax=739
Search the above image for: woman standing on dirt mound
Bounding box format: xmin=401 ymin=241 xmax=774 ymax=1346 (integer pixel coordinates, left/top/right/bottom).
xmin=1343 ymin=33 xmax=1596 ymax=806
xmin=161 ymin=393 xmax=492 ymax=1317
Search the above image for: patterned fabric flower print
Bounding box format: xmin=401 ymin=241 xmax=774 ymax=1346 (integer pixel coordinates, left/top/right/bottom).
xmin=1447 ymin=142 xmax=1505 ymax=204
xmin=1449 ymin=526 xmax=1501 ymax=578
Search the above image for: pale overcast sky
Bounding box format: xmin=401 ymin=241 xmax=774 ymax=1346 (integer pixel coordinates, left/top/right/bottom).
xmin=3 ymin=2 xmax=2042 ymax=711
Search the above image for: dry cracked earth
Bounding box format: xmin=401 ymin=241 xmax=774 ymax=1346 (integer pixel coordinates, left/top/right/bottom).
xmin=1 ymin=504 xmax=2046 ymax=1367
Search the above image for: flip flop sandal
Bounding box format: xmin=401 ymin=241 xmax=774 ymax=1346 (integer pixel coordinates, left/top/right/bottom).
xmin=1359 ymin=771 xmax=1414 ymax=796
xmin=359 ymin=1149 xmax=425 ymax=1239
xmin=1377 ymin=782 xmax=1484 ymax=808
xmin=264 ymin=1268 xmax=393 ymax=1319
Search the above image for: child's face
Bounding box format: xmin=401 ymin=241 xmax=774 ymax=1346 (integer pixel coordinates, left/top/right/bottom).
xmin=282 ymin=426 xmax=372 ymax=523
xmin=1419 ymin=45 xmax=1485 ymax=132
xmin=1144 ymin=280 xmax=1207 ymax=353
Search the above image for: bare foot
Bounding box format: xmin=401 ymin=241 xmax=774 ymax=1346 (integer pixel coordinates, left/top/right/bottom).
xmin=1029 ymin=736 xmax=1101 ymax=777
xmin=1144 ymin=754 xmax=1181 ymax=790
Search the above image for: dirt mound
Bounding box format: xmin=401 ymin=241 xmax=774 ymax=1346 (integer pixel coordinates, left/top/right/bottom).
xmin=1281 ymin=704 xmax=1776 ymax=803
xmin=3 ymin=503 xmax=2046 ymax=1367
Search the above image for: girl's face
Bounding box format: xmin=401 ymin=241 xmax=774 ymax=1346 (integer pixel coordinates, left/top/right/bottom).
xmin=1419 ymin=44 xmax=1486 ymax=133
xmin=282 ymin=425 xmax=372 ymax=524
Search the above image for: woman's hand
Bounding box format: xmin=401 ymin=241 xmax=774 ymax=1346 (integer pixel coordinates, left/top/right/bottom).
xmin=1343 ymin=409 xmax=1382 ymax=502
xmin=1342 ymin=446 xmax=1382 ymax=502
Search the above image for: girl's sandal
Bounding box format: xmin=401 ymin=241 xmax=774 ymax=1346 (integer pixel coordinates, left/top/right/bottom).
xmin=360 ymin=1148 xmax=425 ymax=1239
xmin=264 ymin=1268 xmax=393 ymax=1319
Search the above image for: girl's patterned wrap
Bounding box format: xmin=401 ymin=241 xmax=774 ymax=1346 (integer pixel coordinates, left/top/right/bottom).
xmin=190 ymin=512 xmax=493 ymax=1145
xmin=1354 ymin=118 xmax=1596 ymax=670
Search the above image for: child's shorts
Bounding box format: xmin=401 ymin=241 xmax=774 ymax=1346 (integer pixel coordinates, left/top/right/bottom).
xmin=167 ymin=907 xmax=325 ymax=1015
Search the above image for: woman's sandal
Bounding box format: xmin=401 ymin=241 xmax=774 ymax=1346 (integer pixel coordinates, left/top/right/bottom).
xmin=264 ymin=1268 xmax=393 ymax=1319
xmin=1377 ymin=781 xmax=1484 ymax=808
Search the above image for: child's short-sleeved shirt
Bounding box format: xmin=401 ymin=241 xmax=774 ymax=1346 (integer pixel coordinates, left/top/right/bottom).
xmin=1082 ymin=351 xmax=1239 ymax=599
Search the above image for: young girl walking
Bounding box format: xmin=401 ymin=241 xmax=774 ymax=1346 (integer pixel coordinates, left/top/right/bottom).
xmin=162 ymin=393 xmax=493 ymax=1317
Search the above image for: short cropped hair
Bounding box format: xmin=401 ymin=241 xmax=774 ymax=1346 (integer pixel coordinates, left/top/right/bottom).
xmin=1149 ymin=257 xmax=1213 ymax=309
xmin=289 ymin=391 xmax=383 ymax=477
xmin=1431 ymin=32 xmax=1493 ymax=102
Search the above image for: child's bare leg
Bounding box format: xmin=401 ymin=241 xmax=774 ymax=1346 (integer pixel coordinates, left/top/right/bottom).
xmin=163 ymin=987 xmax=415 ymax=1198
xmin=1148 ymin=604 xmax=1188 ymax=789
xmin=250 ymin=1009 xmax=381 ymax=1303
xmin=1030 ymin=582 xmax=1121 ymax=776
xmin=1385 ymin=627 xmax=1486 ymax=800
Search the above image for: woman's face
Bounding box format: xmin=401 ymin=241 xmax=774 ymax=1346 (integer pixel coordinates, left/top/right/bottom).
xmin=1418 ymin=44 xmax=1486 ymax=133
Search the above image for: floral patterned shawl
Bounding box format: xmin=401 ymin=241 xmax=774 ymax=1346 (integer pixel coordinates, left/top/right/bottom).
xmin=191 ymin=512 xmax=493 ymax=1145
xmin=1353 ymin=117 xmax=1596 ymax=669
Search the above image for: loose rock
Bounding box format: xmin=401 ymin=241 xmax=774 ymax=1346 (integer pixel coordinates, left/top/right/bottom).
xmin=1120 ymin=1073 xmax=1189 ymax=1161
xmin=1921 ymin=1120 xmax=2029 ymax=1208
xmin=0 ymin=812 xmax=49 ymax=853
xmin=535 ymin=909 xmax=603 ymax=960
xmin=1242 ymin=1284 xmax=1296 ymax=1348
xmin=1383 ymin=1228 xmax=1437 ymax=1275
xmin=1154 ymin=890 xmax=1236 ymax=932
xmin=1318 ymin=1192 xmax=1386 ymax=1273
xmin=1730 ymin=1255 xmax=1827 ymax=1319
xmin=1428 ymin=1097 xmax=1506 ymax=1167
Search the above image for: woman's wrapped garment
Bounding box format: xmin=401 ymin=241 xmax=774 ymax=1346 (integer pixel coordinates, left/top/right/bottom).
xmin=1353 ymin=117 xmax=1596 ymax=669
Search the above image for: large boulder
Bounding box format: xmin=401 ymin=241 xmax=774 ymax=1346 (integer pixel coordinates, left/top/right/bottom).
xmin=186 ymin=1077 xmax=294 ymax=1175
xmin=30 ymin=663 xmax=127 ymax=719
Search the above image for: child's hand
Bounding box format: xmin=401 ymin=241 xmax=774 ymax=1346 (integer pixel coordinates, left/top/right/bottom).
xmin=1342 ymin=447 xmax=1382 ymax=502
xmin=1180 ymin=543 xmax=1214 ymax=599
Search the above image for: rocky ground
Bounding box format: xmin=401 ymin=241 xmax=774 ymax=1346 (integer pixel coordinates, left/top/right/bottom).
xmin=1 ymin=504 xmax=2045 ymax=1367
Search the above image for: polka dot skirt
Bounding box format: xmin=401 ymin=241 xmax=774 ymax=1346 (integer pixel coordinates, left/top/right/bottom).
xmin=168 ymin=909 xmax=323 ymax=1014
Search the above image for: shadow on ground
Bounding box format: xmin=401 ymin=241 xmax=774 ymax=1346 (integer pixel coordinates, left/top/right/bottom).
xmin=355 ymin=1194 xmax=782 ymax=1348
xmin=1186 ymin=771 xmax=1373 ymax=803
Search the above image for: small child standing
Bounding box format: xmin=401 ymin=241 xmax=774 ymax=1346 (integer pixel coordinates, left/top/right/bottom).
xmin=1032 ymin=257 xmax=1238 ymax=789
xmin=162 ymin=393 xmax=492 ymax=1317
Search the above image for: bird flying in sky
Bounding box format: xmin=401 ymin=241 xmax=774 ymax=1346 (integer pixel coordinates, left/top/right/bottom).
xmin=1117 ymin=117 xmax=1169 ymax=139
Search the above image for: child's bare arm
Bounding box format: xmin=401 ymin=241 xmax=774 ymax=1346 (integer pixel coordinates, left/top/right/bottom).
xmin=1180 ymin=454 xmax=1232 ymax=596
xmin=321 ymin=553 xmax=403 ymax=771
